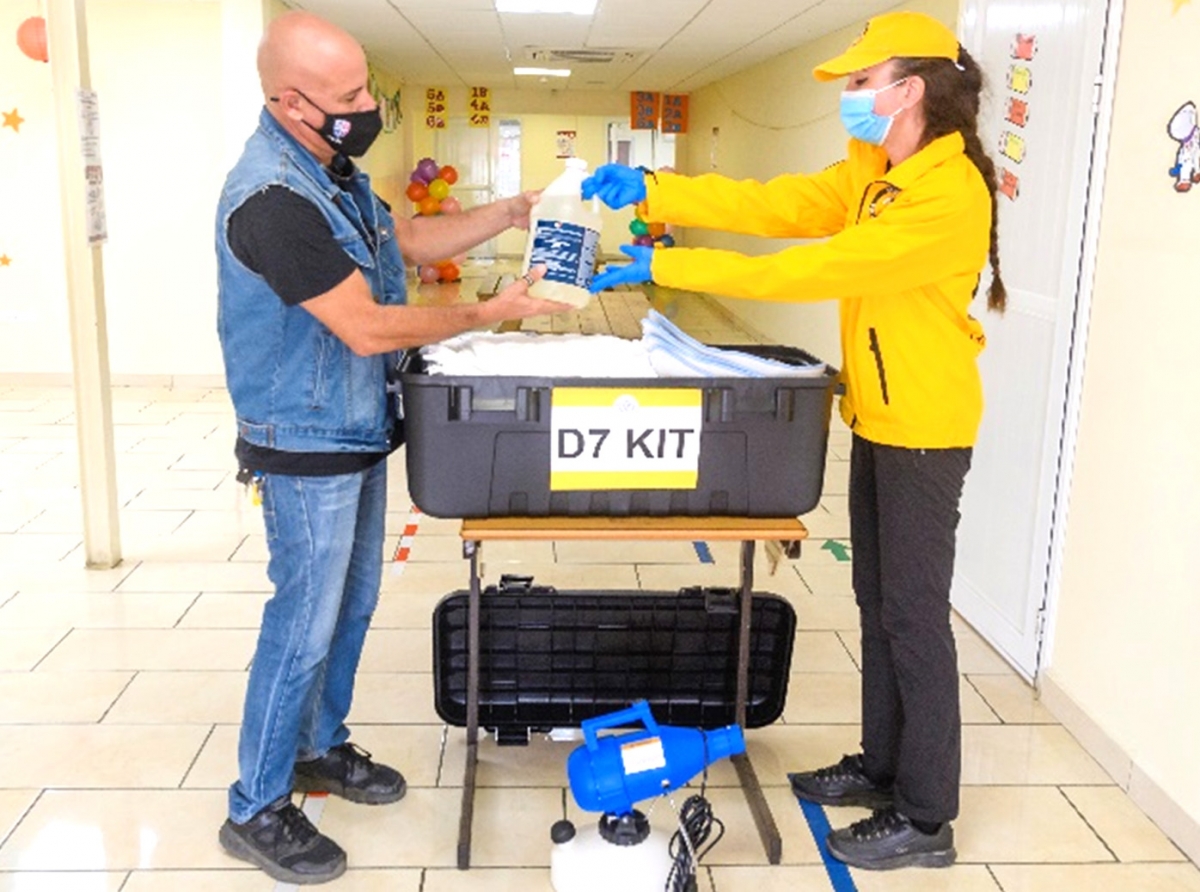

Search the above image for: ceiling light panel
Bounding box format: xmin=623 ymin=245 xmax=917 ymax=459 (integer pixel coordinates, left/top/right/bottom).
xmin=496 ymin=0 xmax=597 ymax=13
xmin=514 ymin=66 xmax=573 ymax=76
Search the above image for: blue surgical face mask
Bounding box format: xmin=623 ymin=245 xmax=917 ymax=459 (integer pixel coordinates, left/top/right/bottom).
xmin=839 ymin=78 xmax=908 ymax=145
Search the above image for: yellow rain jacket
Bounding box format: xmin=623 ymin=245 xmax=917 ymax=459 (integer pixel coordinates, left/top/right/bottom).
xmin=646 ymin=132 xmax=991 ymax=449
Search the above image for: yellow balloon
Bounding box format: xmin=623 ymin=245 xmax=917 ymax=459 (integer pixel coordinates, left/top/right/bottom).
xmin=635 ymin=200 xmax=650 ymax=221
xmin=428 ymin=178 xmax=450 ymax=201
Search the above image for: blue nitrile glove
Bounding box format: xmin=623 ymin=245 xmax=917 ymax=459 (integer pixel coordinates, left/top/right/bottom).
xmin=581 ymin=164 xmax=647 ymax=210
xmin=590 ymin=245 xmax=654 ymax=292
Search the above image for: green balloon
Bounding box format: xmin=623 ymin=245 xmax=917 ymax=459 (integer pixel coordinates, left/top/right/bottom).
xmin=629 ymin=218 xmax=649 ymax=236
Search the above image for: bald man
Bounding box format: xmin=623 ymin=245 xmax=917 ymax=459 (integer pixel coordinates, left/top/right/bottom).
xmin=215 ymin=12 xmax=568 ymax=884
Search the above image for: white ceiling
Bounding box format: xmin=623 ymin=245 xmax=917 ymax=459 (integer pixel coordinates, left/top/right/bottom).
xmin=285 ymin=0 xmax=903 ymax=93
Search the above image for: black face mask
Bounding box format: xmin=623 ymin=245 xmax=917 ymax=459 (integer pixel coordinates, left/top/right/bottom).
xmin=289 ymin=90 xmax=383 ymax=158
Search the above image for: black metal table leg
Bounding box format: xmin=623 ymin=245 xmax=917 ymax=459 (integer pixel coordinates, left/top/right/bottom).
xmin=734 ymin=539 xmax=783 ymax=864
xmin=457 ymin=539 xmax=482 ymax=870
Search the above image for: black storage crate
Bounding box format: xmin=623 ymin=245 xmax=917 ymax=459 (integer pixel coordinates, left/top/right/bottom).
xmin=432 ymin=585 xmax=796 ymax=734
xmin=400 ymin=346 xmax=837 ymax=518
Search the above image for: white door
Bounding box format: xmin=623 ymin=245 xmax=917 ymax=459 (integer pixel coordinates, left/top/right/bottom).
xmin=434 ymin=117 xmax=497 ymax=257
xmin=952 ymin=0 xmax=1116 ymax=678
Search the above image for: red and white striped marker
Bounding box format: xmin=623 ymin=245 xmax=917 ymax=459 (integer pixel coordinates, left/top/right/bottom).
xmin=389 ymin=505 xmax=422 ymax=576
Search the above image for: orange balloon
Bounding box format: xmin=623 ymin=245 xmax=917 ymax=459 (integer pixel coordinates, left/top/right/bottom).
xmin=634 ymin=200 xmax=650 ymax=222
xmin=16 ymin=17 xmax=48 ymax=63
xmin=439 ymin=263 xmax=460 ymax=282
xmin=418 ymin=196 xmax=441 ymax=216
xmin=405 ymin=181 xmax=429 ymax=203
xmin=439 ymin=165 xmax=459 ymax=185
xmin=648 ymin=222 xmax=667 ymax=239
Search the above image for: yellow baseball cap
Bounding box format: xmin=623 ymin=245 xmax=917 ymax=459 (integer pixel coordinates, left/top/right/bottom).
xmin=813 ymin=11 xmax=960 ymax=81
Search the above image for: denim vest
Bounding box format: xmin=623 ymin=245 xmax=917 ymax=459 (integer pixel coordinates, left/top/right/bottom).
xmin=216 ymin=109 xmax=407 ymax=453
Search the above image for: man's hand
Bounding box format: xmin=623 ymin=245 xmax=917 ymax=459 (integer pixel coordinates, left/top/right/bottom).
xmin=482 ymin=265 xmax=573 ymax=323
xmin=506 ymin=191 xmax=542 ymax=231
xmin=590 ymin=245 xmax=654 ymax=292
xmin=581 ymin=165 xmax=646 ymax=210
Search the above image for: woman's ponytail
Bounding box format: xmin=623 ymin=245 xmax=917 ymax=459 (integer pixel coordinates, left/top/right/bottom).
xmin=896 ymin=49 xmax=1007 ymax=313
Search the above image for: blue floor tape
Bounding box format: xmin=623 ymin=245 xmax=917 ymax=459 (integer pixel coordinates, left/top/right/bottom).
xmin=693 ymin=541 xmax=714 ymax=563
xmin=798 ymin=797 xmax=859 ymax=892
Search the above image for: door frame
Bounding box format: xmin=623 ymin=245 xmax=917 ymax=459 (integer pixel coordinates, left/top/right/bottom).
xmin=1036 ymin=0 xmax=1126 ymax=679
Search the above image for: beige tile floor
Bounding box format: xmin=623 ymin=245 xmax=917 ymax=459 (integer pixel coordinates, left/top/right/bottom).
xmin=0 ymin=261 xmax=1197 ymax=891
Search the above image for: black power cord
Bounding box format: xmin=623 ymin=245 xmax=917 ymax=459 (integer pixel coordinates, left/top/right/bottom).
xmin=664 ymin=753 xmax=725 ymax=892
xmin=664 ymin=793 xmax=724 ymax=892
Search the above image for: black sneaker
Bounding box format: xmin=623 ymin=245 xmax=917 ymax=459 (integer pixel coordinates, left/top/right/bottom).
xmin=789 ymin=754 xmax=894 ymax=808
xmin=294 ymin=742 xmax=407 ymax=805
xmin=826 ymin=806 xmax=956 ymax=870
xmin=218 ymin=796 xmax=347 ymax=885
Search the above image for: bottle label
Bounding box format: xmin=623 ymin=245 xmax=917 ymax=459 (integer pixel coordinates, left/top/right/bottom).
xmin=530 ymin=220 xmax=600 ymax=289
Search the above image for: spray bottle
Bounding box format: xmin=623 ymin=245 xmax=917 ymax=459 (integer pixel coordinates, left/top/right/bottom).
xmin=549 ymin=700 xmax=744 ymax=892
xmin=521 ymin=158 xmax=603 ymax=309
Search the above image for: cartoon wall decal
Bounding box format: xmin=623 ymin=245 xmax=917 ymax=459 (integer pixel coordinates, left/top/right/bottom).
xmin=1012 ymin=33 xmax=1037 ymax=61
xmin=999 ymin=131 xmax=1027 ymax=164
xmin=1007 ymin=65 xmax=1033 ymax=95
xmin=999 ymin=168 xmax=1021 ymax=201
xmin=1006 ymin=97 xmax=1029 ymax=128
xmin=1167 ymin=101 xmax=1199 ymax=193
xmin=2 ymin=108 xmax=24 ymax=133
xmin=0 ymin=255 xmax=11 ymax=267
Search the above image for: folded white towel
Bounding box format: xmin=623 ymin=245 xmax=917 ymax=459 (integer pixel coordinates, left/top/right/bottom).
xmin=641 ymin=310 xmax=826 ymax=378
xmin=419 ymin=311 xmax=826 ymax=379
xmin=421 ymin=331 xmax=657 ymax=378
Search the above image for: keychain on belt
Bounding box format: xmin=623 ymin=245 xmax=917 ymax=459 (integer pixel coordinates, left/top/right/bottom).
xmin=236 ymin=467 xmax=264 ymax=506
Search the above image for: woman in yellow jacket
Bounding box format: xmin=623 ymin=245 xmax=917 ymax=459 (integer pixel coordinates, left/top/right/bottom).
xmin=584 ymin=11 xmax=1006 ymax=872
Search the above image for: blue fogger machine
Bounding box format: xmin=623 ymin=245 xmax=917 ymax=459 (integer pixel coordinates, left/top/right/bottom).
xmin=567 ymin=699 xmax=745 ymax=814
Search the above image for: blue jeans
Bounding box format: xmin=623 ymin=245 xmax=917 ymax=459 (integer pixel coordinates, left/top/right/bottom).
xmin=229 ymin=461 xmax=387 ymax=823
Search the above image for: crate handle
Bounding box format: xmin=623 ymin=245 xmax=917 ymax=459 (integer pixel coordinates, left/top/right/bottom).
xmin=705 ymin=388 xmax=734 ymax=423
xmin=515 ymin=387 xmax=540 ymax=422
xmin=581 ymin=699 xmax=659 ymax=751
xmin=451 ymin=386 xmax=472 ymax=421
xmin=774 ymin=389 xmax=795 ymax=422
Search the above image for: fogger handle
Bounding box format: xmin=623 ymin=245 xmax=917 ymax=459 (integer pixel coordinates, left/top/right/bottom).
xmin=581 ymin=699 xmax=658 ymax=751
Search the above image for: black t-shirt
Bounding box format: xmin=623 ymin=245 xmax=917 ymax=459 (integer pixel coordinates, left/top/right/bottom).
xmin=227 ymin=185 xmax=394 ymax=476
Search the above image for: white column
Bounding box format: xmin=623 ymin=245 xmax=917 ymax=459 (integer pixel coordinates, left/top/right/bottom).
xmin=45 ymin=0 xmax=121 ymax=569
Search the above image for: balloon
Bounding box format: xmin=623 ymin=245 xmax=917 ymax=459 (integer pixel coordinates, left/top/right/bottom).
xmin=648 ymin=222 xmax=667 ymax=239
xmin=427 ymin=178 xmax=450 ymax=201
xmin=418 ymin=196 xmax=441 ymax=216
xmin=416 ymin=157 xmax=440 ymax=183
xmin=629 ymin=218 xmax=649 ymax=237
xmin=633 ymin=235 xmax=655 ymax=247
xmin=635 ymin=200 xmax=650 ymax=221
xmin=439 ymin=165 xmax=459 ymax=185
xmin=658 ymin=234 xmax=676 ymax=248
xmin=410 ymin=169 xmax=431 ymax=186
xmin=418 ymin=265 xmax=441 ymax=284
xmin=405 ymin=181 xmax=429 ymax=203
xmin=16 ymin=17 xmax=48 ymax=63
xmin=440 ymin=196 xmax=462 ymax=214
xmin=439 ymin=263 xmax=460 ymax=282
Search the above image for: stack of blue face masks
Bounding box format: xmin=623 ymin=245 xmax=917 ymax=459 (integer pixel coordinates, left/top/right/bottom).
xmin=641 ymin=310 xmax=826 ymax=378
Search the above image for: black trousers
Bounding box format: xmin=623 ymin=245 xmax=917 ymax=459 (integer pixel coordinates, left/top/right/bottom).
xmin=849 ymin=434 xmax=972 ymax=824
